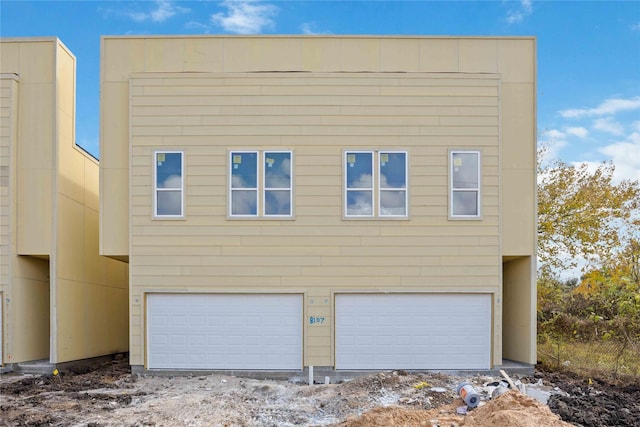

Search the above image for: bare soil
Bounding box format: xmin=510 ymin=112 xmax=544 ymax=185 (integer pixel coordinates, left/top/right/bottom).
xmin=540 ymin=367 xmax=640 ymax=427
xmin=0 ymin=356 xmax=638 ymax=427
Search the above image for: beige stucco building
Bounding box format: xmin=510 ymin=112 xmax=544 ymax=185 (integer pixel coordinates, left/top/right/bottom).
xmin=100 ymin=35 xmax=536 ymax=372
xmin=0 ymin=38 xmax=128 ymax=367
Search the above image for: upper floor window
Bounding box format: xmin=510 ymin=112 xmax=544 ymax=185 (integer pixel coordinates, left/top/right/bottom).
xmin=154 ymin=151 xmax=184 ymax=218
xmin=450 ymin=150 xmax=480 ymax=218
xmin=230 ymin=151 xmax=293 ymax=218
xmin=345 ymin=151 xmax=408 ymax=218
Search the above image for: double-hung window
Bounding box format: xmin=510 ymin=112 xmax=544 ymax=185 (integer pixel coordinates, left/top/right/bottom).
xmin=230 ymin=150 xmax=293 ymax=218
xmin=154 ymin=151 xmax=184 ymax=218
xmin=450 ymin=150 xmax=481 ymax=218
xmin=345 ymin=151 xmax=408 ymax=218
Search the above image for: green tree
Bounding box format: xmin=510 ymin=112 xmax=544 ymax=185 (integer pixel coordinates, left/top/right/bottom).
xmin=537 ymin=152 xmax=640 ymax=273
xmin=574 ymin=241 xmax=640 ymax=341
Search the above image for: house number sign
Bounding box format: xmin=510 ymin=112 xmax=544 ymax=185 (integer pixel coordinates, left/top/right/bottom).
xmin=308 ymin=316 xmax=326 ymax=325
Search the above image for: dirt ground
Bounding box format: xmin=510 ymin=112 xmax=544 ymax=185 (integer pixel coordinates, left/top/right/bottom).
xmin=1 ymin=356 xmax=638 ymax=427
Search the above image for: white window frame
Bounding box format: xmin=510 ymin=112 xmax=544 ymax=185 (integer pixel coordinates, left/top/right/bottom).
xmin=378 ymin=151 xmax=408 ymax=218
xmin=229 ymin=150 xmax=259 ymax=218
xmin=263 ymin=150 xmax=294 ymax=218
xmin=344 ymin=150 xmax=408 ymax=219
xmin=449 ymin=150 xmax=481 ymax=219
xmin=153 ymin=150 xmax=184 ymax=219
xmin=344 ymin=151 xmax=374 ymax=218
xmin=229 ymin=150 xmax=294 ymax=219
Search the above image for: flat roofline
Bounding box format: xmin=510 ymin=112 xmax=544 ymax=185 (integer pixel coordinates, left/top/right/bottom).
xmin=0 ymin=36 xmax=60 ymax=43
xmin=101 ymin=34 xmax=535 ymax=41
xmin=0 ymin=37 xmax=75 ymax=59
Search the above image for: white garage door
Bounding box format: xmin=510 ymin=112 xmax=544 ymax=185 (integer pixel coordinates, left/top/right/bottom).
xmin=147 ymin=293 xmax=303 ymax=370
xmin=336 ymin=293 xmax=491 ymax=370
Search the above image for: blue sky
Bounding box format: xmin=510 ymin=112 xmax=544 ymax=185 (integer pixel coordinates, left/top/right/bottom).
xmin=1 ymin=0 xmax=639 ymax=181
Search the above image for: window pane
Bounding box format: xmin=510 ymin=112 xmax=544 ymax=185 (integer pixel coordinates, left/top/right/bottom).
xmin=452 ymin=191 xmax=478 ymax=216
xmin=452 ymin=152 xmax=478 ymax=189
xmin=380 ymin=152 xmax=406 ymax=189
xmin=346 ymin=152 xmax=373 ymax=189
xmin=157 ymin=190 xmax=182 ymax=216
xmin=265 ymin=152 xmax=291 ymax=189
xmin=156 ymin=152 xmax=182 ymax=189
xmin=265 ymin=190 xmax=291 ymax=215
xmin=231 ymin=152 xmax=257 ymax=189
xmin=231 ymin=190 xmax=257 ymax=215
xmin=380 ymin=190 xmax=406 ymax=216
xmin=346 ymin=190 xmax=373 ymax=216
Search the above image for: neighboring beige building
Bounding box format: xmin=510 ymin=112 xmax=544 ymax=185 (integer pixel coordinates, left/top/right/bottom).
xmin=101 ymin=35 xmax=536 ymax=372
xmin=0 ymin=38 xmax=128 ymax=367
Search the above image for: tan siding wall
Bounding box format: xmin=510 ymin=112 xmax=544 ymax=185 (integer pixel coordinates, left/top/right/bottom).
xmin=503 ymin=257 xmax=535 ymax=363
xmin=1 ymin=39 xmax=130 ymax=364
xmin=0 ymin=77 xmax=16 ymax=300
xmin=102 ymin=36 xmax=536 ymax=367
xmin=129 ymin=72 xmax=502 ymax=366
xmin=501 ymin=81 xmax=536 ymax=255
xmin=9 ymin=257 xmax=50 ymax=362
xmin=101 ymin=36 xmax=536 ymax=263
xmin=0 ymin=76 xmax=18 ymax=364
xmin=53 ymin=43 xmax=129 ymax=363
xmin=1 ymin=39 xmax=55 ymax=363
xmin=0 ymin=41 xmax=55 ymax=256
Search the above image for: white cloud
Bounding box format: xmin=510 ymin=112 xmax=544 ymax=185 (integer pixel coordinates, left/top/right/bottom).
xmin=127 ymin=0 xmax=190 ymax=23
xmin=599 ymin=132 xmax=640 ymax=181
xmin=506 ymin=11 xmax=524 ymax=24
xmin=546 ymin=129 xmax=566 ymax=139
xmin=231 ymin=190 xmax=257 ymax=215
xmin=540 ymin=129 xmax=569 ymax=150
xmin=506 ymin=0 xmax=533 ymax=24
xmin=380 ymin=191 xmax=406 ymax=215
xmin=565 ymin=127 xmax=589 ymax=138
xmin=231 ymin=174 xmax=249 ymax=188
xmin=265 ymin=156 xmax=292 ymax=214
xmin=160 ymin=174 xmax=182 ymax=189
xmin=157 ymin=174 xmax=183 ymax=215
xmin=379 ymin=174 xmax=406 ymax=215
xmin=300 ymin=22 xmax=329 ymax=35
xmin=538 ymin=130 xmax=568 ymax=164
xmin=569 ymin=160 xmax=600 ymax=175
xmin=265 ymin=157 xmax=291 ymax=188
xmin=540 ymin=127 xmax=590 ymax=149
xmin=211 ymin=0 xmax=277 ymax=34
xmin=568 ymin=132 xmax=640 ymax=182
xmin=559 ymin=96 xmax=640 ymax=119
xmin=301 ymin=23 xmax=315 ymax=35
xmin=347 ymin=194 xmax=373 ymax=216
xmin=185 ymin=21 xmax=211 ymax=32
xmin=631 ymin=22 xmax=640 ymax=31
xmin=346 ymin=173 xmax=373 ymax=215
xmin=352 ymin=173 xmax=372 ymax=188
xmin=593 ymin=117 xmax=625 ymax=135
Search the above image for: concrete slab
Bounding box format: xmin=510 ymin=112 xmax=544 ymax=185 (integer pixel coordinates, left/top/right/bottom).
xmin=0 ymin=353 xmax=128 ymax=375
xmin=132 ymin=359 xmax=535 ymax=382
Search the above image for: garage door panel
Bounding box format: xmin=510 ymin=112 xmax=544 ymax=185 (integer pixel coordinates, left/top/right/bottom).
xmin=148 ymin=294 xmax=303 ymax=370
xmin=336 ymin=293 xmax=491 ymax=370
